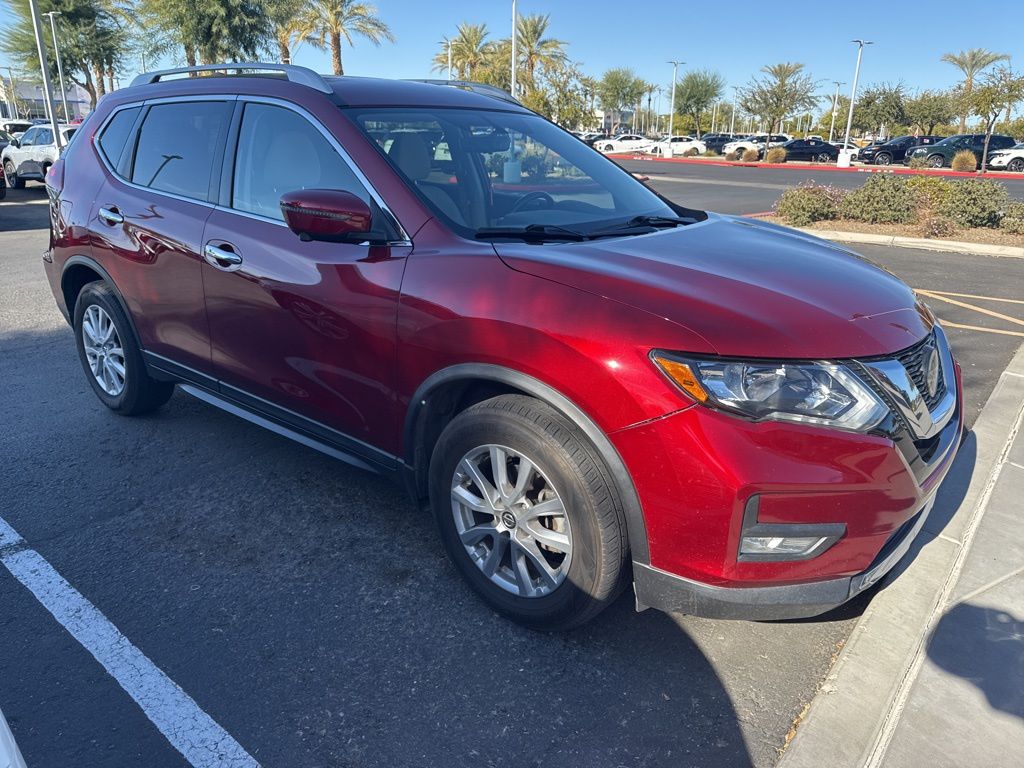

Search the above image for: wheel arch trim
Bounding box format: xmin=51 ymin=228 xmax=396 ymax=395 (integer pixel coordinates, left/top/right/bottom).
xmin=405 ymin=363 xmax=650 ymax=564
xmin=61 ymin=255 xmax=143 ymax=351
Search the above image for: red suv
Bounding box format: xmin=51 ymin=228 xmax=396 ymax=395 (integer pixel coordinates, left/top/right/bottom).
xmin=44 ymin=64 xmax=963 ymax=629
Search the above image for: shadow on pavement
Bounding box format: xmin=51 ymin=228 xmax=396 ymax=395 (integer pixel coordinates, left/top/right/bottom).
xmin=927 ymin=602 xmax=1024 ymax=719
xmin=0 ymin=185 xmax=50 ymax=232
xmin=1 ymin=325 xmax=756 ymax=768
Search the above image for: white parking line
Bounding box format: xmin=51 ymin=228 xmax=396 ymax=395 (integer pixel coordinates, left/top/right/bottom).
xmin=0 ymin=516 xmax=259 ymax=768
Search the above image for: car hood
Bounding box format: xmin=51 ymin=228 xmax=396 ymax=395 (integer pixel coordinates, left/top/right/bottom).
xmin=493 ymin=214 xmax=932 ymax=359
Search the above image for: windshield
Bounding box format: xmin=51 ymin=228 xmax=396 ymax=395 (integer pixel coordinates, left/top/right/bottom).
xmin=347 ymin=107 xmax=688 ymax=239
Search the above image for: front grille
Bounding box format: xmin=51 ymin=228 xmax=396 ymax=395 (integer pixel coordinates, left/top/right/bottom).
xmin=894 ymin=332 xmax=946 ymax=410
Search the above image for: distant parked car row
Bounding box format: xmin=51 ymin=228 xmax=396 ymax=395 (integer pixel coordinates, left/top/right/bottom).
xmin=1 ymin=123 xmax=77 ymax=188
xmin=904 ymin=134 xmax=1017 ymax=168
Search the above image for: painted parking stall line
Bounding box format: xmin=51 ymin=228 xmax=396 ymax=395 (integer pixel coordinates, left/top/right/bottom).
xmin=0 ymin=517 xmax=259 ymax=768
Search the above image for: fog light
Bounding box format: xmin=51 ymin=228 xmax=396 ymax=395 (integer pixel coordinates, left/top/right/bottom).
xmin=740 ymin=536 xmax=830 ymax=556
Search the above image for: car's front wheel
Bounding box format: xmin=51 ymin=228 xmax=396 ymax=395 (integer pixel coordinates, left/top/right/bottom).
xmin=4 ymin=159 xmax=25 ymax=189
xmin=73 ymin=282 xmax=175 ymax=415
xmin=875 ymin=152 xmax=892 ymax=165
xmin=928 ymin=154 xmax=945 ymax=168
xmin=429 ymin=395 xmax=628 ymax=630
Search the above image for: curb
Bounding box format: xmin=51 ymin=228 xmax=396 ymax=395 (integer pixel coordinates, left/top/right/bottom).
xmin=778 ymin=343 xmax=1024 ymax=768
xmin=606 ymin=152 xmax=1024 ymax=179
xmin=795 ymin=228 xmax=1024 ymax=259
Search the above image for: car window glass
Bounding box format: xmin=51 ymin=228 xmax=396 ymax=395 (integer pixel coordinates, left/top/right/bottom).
xmin=231 ymin=102 xmax=370 ymax=221
xmin=98 ymin=108 xmax=139 ymax=166
xmin=36 ymin=128 xmax=53 ymax=146
xmin=131 ymin=101 xmax=231 ymax=201
xmin=19 ymin=127 xmax=38 ymax=146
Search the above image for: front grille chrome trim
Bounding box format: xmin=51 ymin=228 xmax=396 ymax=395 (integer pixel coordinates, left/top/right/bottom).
xmin=859 ymin=326 xmax=956 ymax=440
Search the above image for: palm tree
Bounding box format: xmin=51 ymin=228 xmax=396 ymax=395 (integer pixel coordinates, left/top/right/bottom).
xmin=514 ymin=14 xmax=566 ymax=89
xmin=941 ymin=48 xmax=1011 ymax=131
xmin=266 ymin=0 xmax=321 ymax=64
xmin=307 ymin=0 xmax=394 ymax=76
xmin=432 ymin=23 xmax=489 ymax=80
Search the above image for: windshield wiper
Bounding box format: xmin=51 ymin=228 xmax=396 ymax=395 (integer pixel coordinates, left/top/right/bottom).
xmin=586 ymin=215 xmax=699 ymax=238
xmin=474 ymin=224 xmax=588 ymax=242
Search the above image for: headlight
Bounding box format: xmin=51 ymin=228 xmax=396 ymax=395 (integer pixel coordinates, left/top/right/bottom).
xmin=652 ymin=353 xmax=888 ymax=432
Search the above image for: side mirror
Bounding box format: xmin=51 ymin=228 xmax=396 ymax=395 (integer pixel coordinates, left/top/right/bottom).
xmin=9 ymin=138 xmax=19 ymax=149
xmin=279 ymin=189 xmax=378 ymax=244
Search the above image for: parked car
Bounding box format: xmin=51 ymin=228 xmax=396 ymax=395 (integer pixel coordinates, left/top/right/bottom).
xmin=722 ymin=133 xmax=788 ymax=156
xmin=830 ymin=139 xmax=861 ymax=159
xmin=980 ymin=142 xmax=1024 ymax=173
xmin=649 ymin=135 xmax=707 ymax=156
xmin=44 ymin=64 xmax=962 ymax=630
xmin=596 ymin=133 xmax=653 ymax=153
xmin=0 ymin=129 xmax=12 ymax=155
xmin=1 ymin=123 xmax=77 ymax=188
xmin=0 ymin=119 xmax=33 ymax=138
xmin=859 ymin=135 xmax=945 ymax=165
xmin=766 ymin=138 xmax=839 ymax=162
xmin=904 ymin=134 xmax=1017 ymax=167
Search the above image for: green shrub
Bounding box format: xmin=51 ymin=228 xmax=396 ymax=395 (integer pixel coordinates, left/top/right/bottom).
xmin=765 ymin=146 xmax=787 ymax=163
xmin=775 ymin=182 xmax=847 ymax=227
xmin=950 ymin=150 xmax=977 ymax=172
xmin=938 ymin=178 xmax=1010 ymax=228
xmin=918 ymin=213 xmax=956 ymax=239
xmin=725 ymin=150 xmax=740 ymax=161
xmin=741 ymin=147 xmax=760 ymax=162
xmin=905 ymin=176 xmax=953 ymax=209
xmin=839 ymin=175 xmax=919 ymax=224
xmin=907 ymin=156 xmax=930 ymax=170
xmin=999 ymin=202 xmax=1024 ymax=235
xmin=683 ymin=147 xmax=700 ymax=157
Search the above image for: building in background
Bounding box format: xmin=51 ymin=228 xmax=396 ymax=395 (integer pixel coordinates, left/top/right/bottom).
xmin=1 ymin=75 xmax=89 ymax=121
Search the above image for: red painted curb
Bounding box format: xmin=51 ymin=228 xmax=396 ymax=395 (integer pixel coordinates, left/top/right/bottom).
xmin=604 ymin=152 xmax=1023 ymax=180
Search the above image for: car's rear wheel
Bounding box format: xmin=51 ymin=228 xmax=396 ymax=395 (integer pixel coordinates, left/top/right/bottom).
xmin=875 ymin=152 xmax=892 ymax=165
xmin=73 ymin=282 xmax=174 ymax=415
xmin=928 ymin=154 xmax=945 ymax=168
xmin=1008 ymin=157 xmax=1024 ymax=173
xmin=4 ymin=160 xmax=25 ymax=189
xmin=816 ymin=152 xmax=832 ymax=163
xmin=429 ymin=395 xmax=628 ymax=630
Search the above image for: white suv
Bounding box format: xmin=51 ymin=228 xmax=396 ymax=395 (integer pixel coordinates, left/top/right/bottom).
xmin=987 ymin=142 xmax=1024 ymax=173
xmin=2 ymin=124 xmax=77 ymax=188
xmin=722 ymin=133 xmax=789 ymax=156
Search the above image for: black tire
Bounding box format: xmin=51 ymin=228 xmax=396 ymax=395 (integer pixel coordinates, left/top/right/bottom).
xmin=73 ymin=281 xmax=174 ymax=415
xmin=4 ymin=159 xmax=25 ymax=189
xmin=1008 ymin=157 xmax=1024 ymax=173
xmin=603 ymin=143 xmax=615 ymax=152
xmin=0 ymin=172 xmax=6 ymax=200
xmin=928 ymin=154 xmax=945 ymax=168
xmin=429 ymin=394 xmax=628 ymax=631
xmin=875 ymin=152 xmax=892 ymax=165
xmin=816 ymin=152 xmax=832 ymax=163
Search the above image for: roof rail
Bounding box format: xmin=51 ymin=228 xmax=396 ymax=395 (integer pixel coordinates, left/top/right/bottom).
xmin=406 ymin=79 xmax=521 ymax=106
xmin=129 ymin=63 xmax=332 ymax=94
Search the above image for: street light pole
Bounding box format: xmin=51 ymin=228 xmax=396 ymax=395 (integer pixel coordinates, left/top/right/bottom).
xmin=828 ymin=80 xmax=844 ymax=144
xmin=447 ymin=38 xmax=453 ymax=80
xmin=44 ymin=11 xmax=69 ymax=121
xmin=27 ymin=0 xmax=62 ymax=149
xmin=842 ymin=40 xmax=872 ymax=157
xmin=667 ymin=60 xmax=682 ymax=138
xmin=510 ymin=0 xmax=517 ymax=97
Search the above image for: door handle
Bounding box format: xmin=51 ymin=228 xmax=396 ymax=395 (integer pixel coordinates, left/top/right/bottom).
xmin=203 ymin=242 xmax=243 ymax=270
xmin=98 ymin=206 xmax=123 ymax=226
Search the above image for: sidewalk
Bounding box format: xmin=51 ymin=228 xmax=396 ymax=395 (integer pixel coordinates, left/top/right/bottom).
xmin=781 ymin=343 xmax=1024 ymax=768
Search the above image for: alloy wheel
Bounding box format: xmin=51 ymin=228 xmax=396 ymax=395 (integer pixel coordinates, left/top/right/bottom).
xmin=1008 ymin=158 xmax=1024 ymax=173
xmin=82 ymin=304 xmax=126 ymax=396
xmin=450 ymin=444 xmax=572 ymax=598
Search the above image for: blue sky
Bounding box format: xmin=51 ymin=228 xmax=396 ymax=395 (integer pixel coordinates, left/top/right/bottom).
xmin=1 ymin=0 xmax=1019 ymax=102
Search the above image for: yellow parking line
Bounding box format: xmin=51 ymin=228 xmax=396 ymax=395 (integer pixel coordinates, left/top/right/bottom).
xmin=938 ymin=319 xmax=1024 ymax=338
xmin=918 ymin=290 xmax=1024 ymax=306
xmin=917 ymin=290 xmax=1024 ymax=328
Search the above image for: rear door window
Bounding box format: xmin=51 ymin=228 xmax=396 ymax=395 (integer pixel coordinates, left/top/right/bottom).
xmin=131 ymin=101 xmax=232 ymax=201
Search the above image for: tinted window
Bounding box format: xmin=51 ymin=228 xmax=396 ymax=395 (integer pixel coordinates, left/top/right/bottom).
xmin=231 ymin=103 xmax=369 ymax=221
xmin=36 ymin=128 xmax=53 ymax=146
xmin=98 ymin=107 xmax=140 ymax=166
xmin=132 ymin=101 xmax=231 ymax=201
xmin=19 ymin=127 xmax=39 ymax=146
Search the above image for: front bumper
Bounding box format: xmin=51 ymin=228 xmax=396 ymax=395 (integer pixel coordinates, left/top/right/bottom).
xmin=616 ymin=353 xmax=963 ymax=620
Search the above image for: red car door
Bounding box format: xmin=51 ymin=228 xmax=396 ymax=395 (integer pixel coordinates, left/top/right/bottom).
xmin=89 ymin=99 xmax=234 ymax=374
xmin=199 ymin=99 xmax=409 ymax=458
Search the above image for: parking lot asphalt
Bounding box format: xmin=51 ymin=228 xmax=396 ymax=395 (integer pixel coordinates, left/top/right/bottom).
xmin=612 ymin=157 xmax=1024 ymax=216
xmin=1 ymin=183 xmax=1021 ymax=768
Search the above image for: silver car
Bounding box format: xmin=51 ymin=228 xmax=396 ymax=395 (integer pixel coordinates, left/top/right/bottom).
xmin=1 ymin=124 xmax=77 ymax=188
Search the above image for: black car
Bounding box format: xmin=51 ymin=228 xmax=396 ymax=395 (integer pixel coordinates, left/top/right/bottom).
xmin=905 ymin=134 xmax=1017 ymax=167
xmin=764 ymin=138 xmax=839 ymax=162
xmin=702 ymin=133 xmax=739 ymax=153
xmin=860 ymin=135 xmax=945 ymax=165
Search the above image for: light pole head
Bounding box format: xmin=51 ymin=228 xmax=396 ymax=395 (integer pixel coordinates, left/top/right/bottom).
xmin=851 ymin=39 xmax=874 ymax=46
